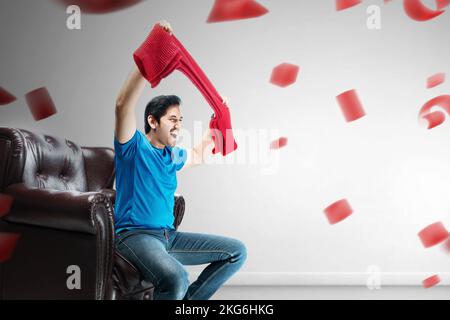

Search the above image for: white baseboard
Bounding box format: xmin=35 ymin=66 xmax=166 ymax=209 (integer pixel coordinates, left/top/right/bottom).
xmin=189 ymin=272 xmax=450 ymax=286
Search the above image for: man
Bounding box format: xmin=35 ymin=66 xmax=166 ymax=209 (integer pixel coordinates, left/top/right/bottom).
xmin=113 ymin=21 xmax=247 ymax=300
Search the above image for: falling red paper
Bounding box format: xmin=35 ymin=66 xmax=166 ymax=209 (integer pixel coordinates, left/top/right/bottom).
xmin=436 ymin=0 xmax=450 ymax=9
xmin=55 ymin=0 xmax=143 ymax=14
xmin=0 ymin=233 xmax=21 ymax=263
xmin=207 ymin=0 xmax=269 ymax=23
xmin=0 ymin=194 xmax=14 ymax=218
xmin=403 ymin=0 xmax=445 ymax=21
xmin=443 ymin=239 xmax=450 ymax=254
xmin=270 ymin=137 xmax=288 ymax=150
xmin=0 ymin=87 xmax=16 ymax=105
xmin=336 ymin=0 xmax=362 ymax=11
xmin=270 ymin=63 xmax=300 ymax=88
xmin=422 ymin=274 xmax=440 ymax=288
xmin=422 ymin=111 xmax=445 ymax=129
xmin=419 ymin=95 xmax=450 ymax=116
xmin=418 ymin=95 xmax=450 ymax=128
xmin=418 ymin=222 xmax=450 ymax=248
xmin=336 ymin=89 xmax=366 ymax=122
xmin=427 ymin=73 xmax=445 ymax=89
xmin=25 ymin=87 xmax=57 ymax=121
xmin=324 ymin=199 xmax=353 ymax=225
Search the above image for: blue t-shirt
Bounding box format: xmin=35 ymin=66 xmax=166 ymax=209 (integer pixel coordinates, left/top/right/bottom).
xmin=113 ymin=130 xmax=187 ymax=234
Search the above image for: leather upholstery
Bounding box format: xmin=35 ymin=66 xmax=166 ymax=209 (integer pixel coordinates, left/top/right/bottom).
xmin=0 ymin=127 xmax=185 ymax=300
xmin=82 ymin=147 xmax=115 ymax=191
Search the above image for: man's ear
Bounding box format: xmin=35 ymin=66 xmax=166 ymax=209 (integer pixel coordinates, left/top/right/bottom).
xmin=148 ymin=115 xmax=157 ymax=130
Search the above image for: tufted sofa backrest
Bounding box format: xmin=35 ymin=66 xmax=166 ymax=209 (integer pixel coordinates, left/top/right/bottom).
xmin=0 ymin=127 xmax=115 ymax=192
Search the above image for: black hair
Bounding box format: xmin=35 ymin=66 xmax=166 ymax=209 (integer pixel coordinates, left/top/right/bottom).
xmin=144 ymin=95 xmax=181 ymax=134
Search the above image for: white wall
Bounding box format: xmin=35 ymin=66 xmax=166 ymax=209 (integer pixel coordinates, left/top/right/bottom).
xmin=1 ymin=0 xmax=450 ymax=285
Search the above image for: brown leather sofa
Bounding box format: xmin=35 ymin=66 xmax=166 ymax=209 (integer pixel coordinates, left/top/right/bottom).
xmin=0 ymin=127 xmax=185 ymax=299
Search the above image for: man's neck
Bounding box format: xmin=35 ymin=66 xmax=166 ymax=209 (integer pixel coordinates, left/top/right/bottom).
xmin=146 ymin=132 xmax=165 ymax=150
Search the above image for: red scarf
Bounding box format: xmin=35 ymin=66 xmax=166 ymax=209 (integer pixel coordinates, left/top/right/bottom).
xmin=133 ymin=24 xmax=238 ymax=156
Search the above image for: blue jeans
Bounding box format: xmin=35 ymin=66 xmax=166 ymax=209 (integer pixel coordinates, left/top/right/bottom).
xmin=115 ymin=228 xmax=247 ymax=300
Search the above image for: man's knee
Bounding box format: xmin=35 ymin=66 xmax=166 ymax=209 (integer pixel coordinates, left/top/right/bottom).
xmin=229 ymin=238 xmax=247 ymax=265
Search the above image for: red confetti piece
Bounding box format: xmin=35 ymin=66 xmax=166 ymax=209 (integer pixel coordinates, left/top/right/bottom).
xmin=270 ymin=137 xmax=288 ymax=150
xmin=419 ymin=95 xmax=450 ymax=116
xmin=403 ymin=0 xmax=445 ymax=21
xmin=336 ymin=89 xmax=366 ymax=122
xmin=422 ymin=111 xmax=445 ymax=129
xmin=25 ymin=87 xmax=57 ymax=121
xmin=324 ymin=199 xmax=353 ymax=225
xmin=422 ymin=274 xmax=440 ymax=288
xmin=270 ymin=63 xmax=300 ymax=88
xmin=418 ymin=95 xmax=450 ymax=128
xmin=436 ymin=0 xmax=450 ymax=9
xmin=0 ymin=194 xmax=14 ymax=218
xmin=0 ymin=87 xmax=17 ymax=105
xmin=427 ymin=73 xmax=445 ymax=88
xmin=207 ymin=0 xmax=269 ymax=23
xmin=56 ymin=0 xmax=143 ymax=14
xmin=0 ymin=232 xmax=21 ymax=263
xmin=418 ymin=222 xmax=450 ymax=248
xmin=336 ymin=0 xmax=362 ymax=11
xmin=443 ymin=238 xmax=450 ymax=254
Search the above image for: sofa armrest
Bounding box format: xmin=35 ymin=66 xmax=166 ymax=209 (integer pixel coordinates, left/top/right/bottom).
xmin=3 ymin=183 xmax=113 ymax=235
xmin=99 ymin=188 xmax=115 ymax=205
xmin=173 ymin=194 xmax=185 ymax=230
xmin=2 ymin=183 xmax=115 ymax=299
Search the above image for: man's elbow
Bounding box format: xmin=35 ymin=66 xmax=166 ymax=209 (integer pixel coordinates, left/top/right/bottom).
xmin=115 ymin=99 xmax=130 ymax=118
xmin=115 ymin=97 xmax=125 ymax=111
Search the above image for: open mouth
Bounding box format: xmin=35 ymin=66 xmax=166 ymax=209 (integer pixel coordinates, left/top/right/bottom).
xmin=170 ymin=131 xmax=178 ymax=139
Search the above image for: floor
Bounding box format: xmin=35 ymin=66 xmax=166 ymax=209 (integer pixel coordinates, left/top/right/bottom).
xmin=210 ymin=285 xmax=450 ymax=300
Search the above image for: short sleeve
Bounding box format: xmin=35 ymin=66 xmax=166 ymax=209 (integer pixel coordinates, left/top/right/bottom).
xmin=171 ymin=146 xmax=187 ymax=171
xmin=114 ymin=130 xmax=141 ymax=160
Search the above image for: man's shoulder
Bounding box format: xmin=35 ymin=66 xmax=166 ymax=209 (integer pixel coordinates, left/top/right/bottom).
xmin=114 ymin=129 xmax=143 ymax=145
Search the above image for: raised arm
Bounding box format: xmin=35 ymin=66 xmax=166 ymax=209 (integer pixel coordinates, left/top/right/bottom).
xmin=114 ymin=66 xmax=145 ymax=143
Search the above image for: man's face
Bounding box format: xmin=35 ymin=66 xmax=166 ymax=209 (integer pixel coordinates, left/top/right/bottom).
xmin=151 ymin=104 xmax=183 ymax=147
